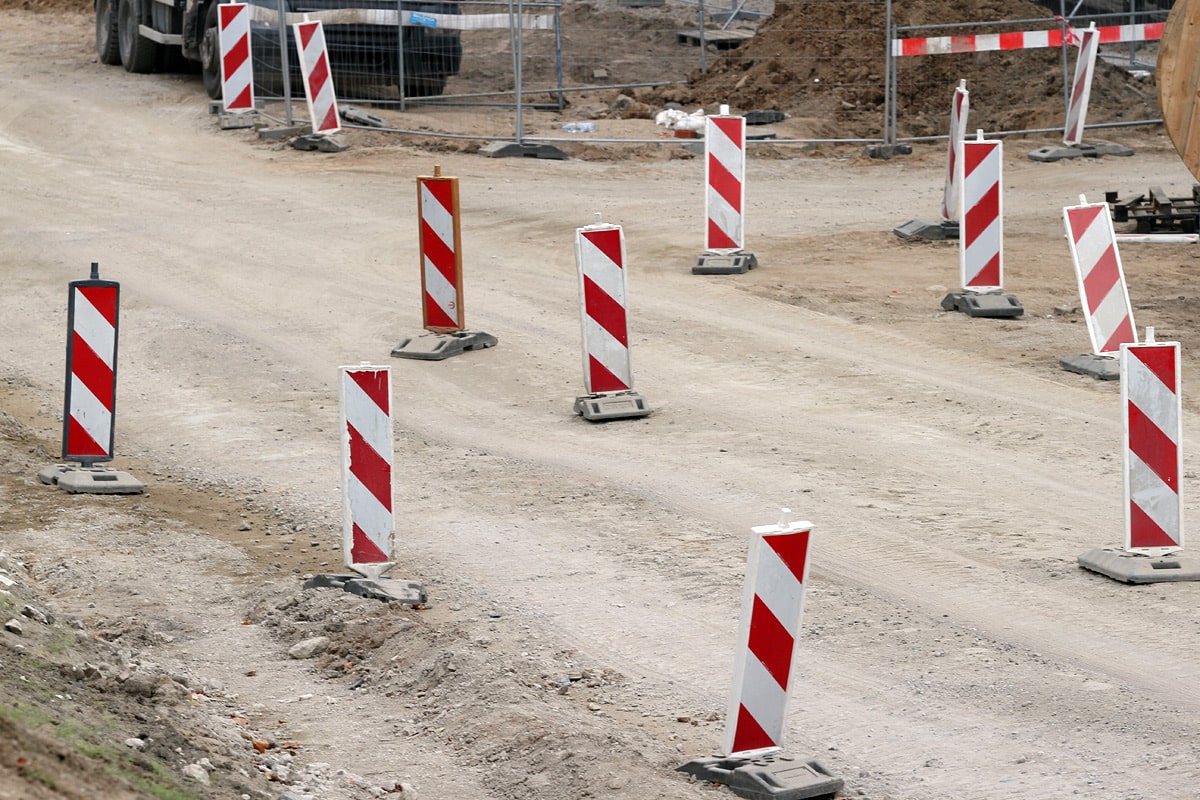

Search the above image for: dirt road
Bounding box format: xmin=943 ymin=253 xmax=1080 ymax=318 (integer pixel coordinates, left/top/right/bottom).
xmin=2 ymin=9 xmax=1200 ymax=800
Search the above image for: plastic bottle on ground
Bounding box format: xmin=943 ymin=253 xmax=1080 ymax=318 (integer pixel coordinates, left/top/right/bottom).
xmin=561 ymin=122 xmax=596 ymax=133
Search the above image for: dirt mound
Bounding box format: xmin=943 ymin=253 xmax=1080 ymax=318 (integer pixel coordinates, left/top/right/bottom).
xmin=656 ymin=0 xmax=1160 ymax=139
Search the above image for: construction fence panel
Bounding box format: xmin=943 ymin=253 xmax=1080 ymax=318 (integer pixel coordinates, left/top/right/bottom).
xmin=888 ymin=4 xmax=1168 ymax=143
xmin=230 ymin=0 xmax=1168 ymax=148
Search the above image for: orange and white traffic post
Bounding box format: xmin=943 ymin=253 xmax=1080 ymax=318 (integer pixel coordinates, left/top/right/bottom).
xmin=392 ymin=166 xmax=497 ymax=360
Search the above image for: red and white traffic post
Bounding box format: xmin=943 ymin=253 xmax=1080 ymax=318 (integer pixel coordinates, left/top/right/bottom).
xmin=1078 ymin=333 xmax=1199 ymax=582
xmin=392 ymin=166 xmax=497 ymax=360
xmin=293 ymin=19 xmax=340 ymax=137
xmin=895 ymin=79 xmax=970 ymax=241
xmin=216 ymin=3 xmax=256 ymax=127
xmin=38 ymin=263 xmax=143 ymax=494
xmin=1060 ymin=194 xmax=1137 ymax=379
xmin=1063 ymin=22 xmax=1099 ymax=147
xmin=339 ymin=364 xmax=395 ymax=577
xmin=677 ymin=510 xmax=841 ymax=797
xmin=1030 ymin=22 xmax=1133 ymax=160
xmin=940 ymin=131 xmax=1023 ymax=317
xmin=694 ymin=104 xmax=757 ymax=275
xmin=305 ymin=364 xmax=426 ymax=603
xmin=941 ymin=79 xmax=970 ymax=226
xmin=573 ymin=215 xmax=649 ymax=421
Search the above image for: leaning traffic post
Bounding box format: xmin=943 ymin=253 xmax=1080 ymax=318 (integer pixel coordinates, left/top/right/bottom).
xmin=1060 ymin=193 xmax=1138 ymax=380
xmin=38 ymin=263 xmax=144 ymax=494
xmin=677 ymin=510 xmax=841 ymax=800
xmin=895 ymin=79 xmax=969 ymax=241
xmin=1078 ymin=331 xmax=1200 ymax=583
xmin=694 ymin=104 xmax=757 ymax=275
xmin=291 ymin=18 xmax=347 ymax=152
xmin=215 ymin=2 xmax=258 ymax=130
xmin=392 ymin=165 xmax=498 ymax=360
xmin=304 ymin=364 xmax=427 ymax=604
xmin=1029 ymin=22 xmax=1134 ymax=162
xmin=573 ymin=214 xmax=650 ymax=421
xmin=940 ymin=130 xmax=1023 ymax=318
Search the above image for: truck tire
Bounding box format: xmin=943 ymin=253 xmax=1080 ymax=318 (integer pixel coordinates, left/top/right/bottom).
xmin=118 ymin=0 xmax=159 ymax=73
xmin=96 ymin=0 xmax=121 ymax=65
xmin=200 ymin=0 xmax=222 ymax=99
xmin=403 ymin=74 xmax=447 ymax=98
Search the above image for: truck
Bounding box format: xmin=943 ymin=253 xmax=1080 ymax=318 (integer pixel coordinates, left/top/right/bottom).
xmin=95 ymin=0 xmax=464 ymax=99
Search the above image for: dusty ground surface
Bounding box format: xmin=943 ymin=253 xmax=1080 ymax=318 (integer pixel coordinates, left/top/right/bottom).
xmin=4 ymin=5 xmax=1200 ymax=800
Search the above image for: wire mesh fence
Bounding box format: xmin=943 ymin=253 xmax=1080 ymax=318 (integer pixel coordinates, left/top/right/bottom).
xmin=230 ymin=0 xmax=1168 ymax=148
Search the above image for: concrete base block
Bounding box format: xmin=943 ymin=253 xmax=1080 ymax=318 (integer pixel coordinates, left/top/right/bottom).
xmin=340 ymin=106 xmax=387 ymax=128
xmin=894 ymin=218 xmax=959 ymax=240
xmin=1060 ymin=353 xmax=1120 ymax=381
xmin=574 ymin=391 xmax=651 ymax=421
xmin=863 ymin=143 xmax=912 ymax=160
xmin=478 ymin=141 xmax=567 ymax=160
xmin=940 ymin=291 xmax=1024 ymax=318
xmin=258 ymin=125 xmax=308 ymax=141
xmin=292 ymin=133 xmax=349 ymax=152
xmin=218 ymin=110 xmax=259 ymax=130
xmin=677 ymin=754 xmax=843 ymax=800
xmin=304 ymin=573 xmax=428 ymax=605
xmin=694 ymin=252 xmax=757 ymax=275
xmin=1028 ymin=141 xmax=1135 ymax=162
xmin=391 ymin=330 xmax=498 ymax=361
xmin=1077 ymin=548 xmax=1200 ymax=584
xmin=38 ymin=464 xmax=144 ymax=495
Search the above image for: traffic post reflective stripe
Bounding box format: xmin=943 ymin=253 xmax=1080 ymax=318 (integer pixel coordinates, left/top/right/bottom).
xmin=294 ymin=20 xmax=340 ymax=135
xmin=418 ymin=172 xmax=464 ymax=333
xmin=1064 ymin=197 xmax=1136 ymax=355
xmin=62 ymin=269 xmax=119 ymax=464
xmin=705 ymin=113 xmax=746 ymax=252
xmin=1122 ymin=341 xmax=1184 ymax=553
xmin=959 ymin=133 xmax=1003 ymax=291
xmin=724 ymin=510 xmax=813 ymax=758
xmin=575 ymin=222 xmax=632 ymax=394
xmin=219 ymin=3 xmax=254 ymax=112
xmin=339 ymin=365 xmax=394 ymax=577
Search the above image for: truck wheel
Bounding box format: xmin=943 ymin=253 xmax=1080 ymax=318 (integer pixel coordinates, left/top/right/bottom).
xmin=96 ymin=0 xmax=121 ymax=65
xmin=118 ymin=0 xmax=159 ymax=73
xmin=200 ymin=1 xmax=223 ymax=99
xmin=403 ymin=74 xmax=447 ymax=98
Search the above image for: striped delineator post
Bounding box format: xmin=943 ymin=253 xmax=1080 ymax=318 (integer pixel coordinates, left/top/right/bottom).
xmin=941 ymin=131 xmax=1023 ymax=317
xmin=37 ymin=263 xmax=143 ymax=494
xmin=1122 ymin=338 xmax=1183 ymax=553
xmin=1065 ymin=195 xmax=1137 ymax=356
xmin=62 ymin=266 xmax=120 ymax=465
xmin=1063 ymin=22 xmax=1100 ymax=147
xmin=339 ymin=364 xmax=394 ymax=579
xmin=941 ymin=80 xmax=970 ymax=224
xmin=695 ymin=105 xmax=757 ymax=274
xmin=724 ymin=510 xmax=813 ymax=757
xmin=894 ymin=81 xmax=969 ymax=241
xmin=392 ymin=166 xmax=497 ymax=361
xmin=706 ymin=111 xmax=745 ymax=252
xmin=294 ymin=20 xmax=340 ymax=136
xmin=677 ymin=510 xmax=840 ymax=793
xmin=573 ymin=216 xmax=649 ymax=420
xmin=218 ymin=3 xmax=254 ymax=113
xmin=1077 ymin=333 xmax=1198 ymax=582
xmin=418 ymin=168 xmax=464 ymax=333
xmin=959 ymin=131 xmax=1002 ymax=292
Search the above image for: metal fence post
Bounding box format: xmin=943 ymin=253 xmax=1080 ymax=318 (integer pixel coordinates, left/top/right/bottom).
xmin=884 ymin=0 xmax=893 ymax=144
xmin=278 ymin=0 xmax=293 ymax=124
